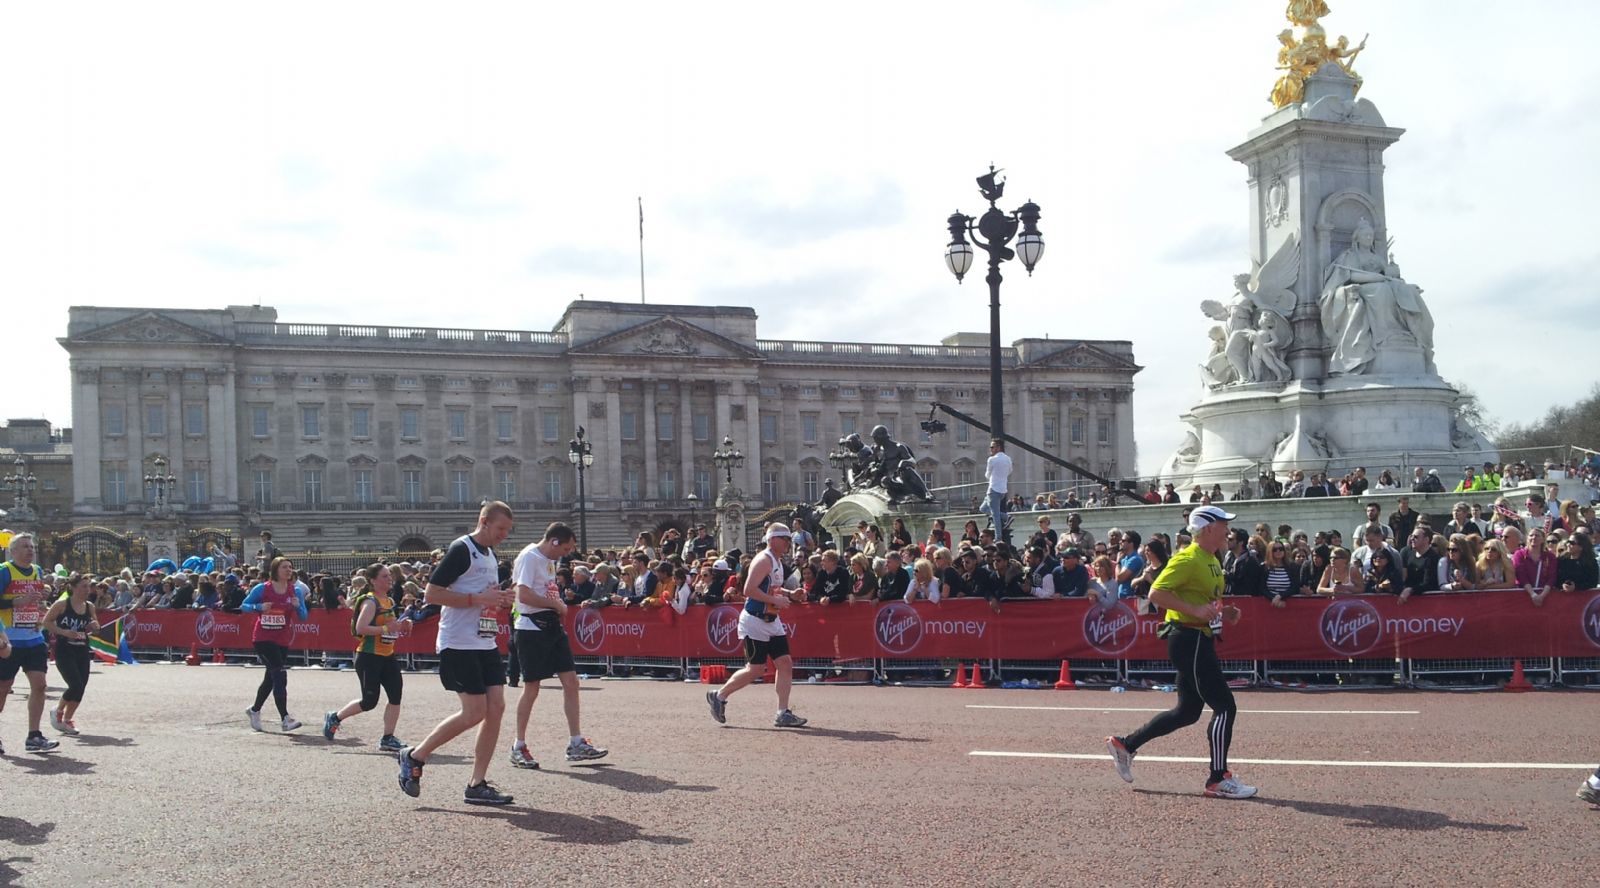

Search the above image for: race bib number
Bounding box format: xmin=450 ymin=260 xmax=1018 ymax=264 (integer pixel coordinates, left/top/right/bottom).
xmin=12 ymin=604 xmax=40 ymax=629
xmin=260 ymin=612 xmax=287 ymax=630
xmin=478 ymin=615 xmax=499 ymax=638
xmin=380 ymin=621 xmax=399 ymax=642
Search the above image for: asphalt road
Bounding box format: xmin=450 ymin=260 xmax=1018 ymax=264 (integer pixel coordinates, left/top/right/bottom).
xmin=1 ymin=663 xmax=1596 ymax=887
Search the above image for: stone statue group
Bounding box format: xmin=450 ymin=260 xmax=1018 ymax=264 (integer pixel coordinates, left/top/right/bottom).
xmin=1201 ymin=216 xmax=1435 ymax=387
xmin=839 ymin=426 xmax=936 ymax=506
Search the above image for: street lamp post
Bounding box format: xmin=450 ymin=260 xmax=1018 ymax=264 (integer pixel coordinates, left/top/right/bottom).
xmin=3 ymin=456 xmax=38 ymax=523
xmin=712 ymin=435 xmax=745 ymax=488
xmin=568 ymin=425 xmax=595 ymax=552
xmin=827 ymin=443 xmax=852 ymax=490
xmin=144 ymin=455 xmax=177 ymax=519
xmin=686 ymin=491 xmax=700 ymax=528
xmin=945 ymin=165 xmax=1045 ymax=441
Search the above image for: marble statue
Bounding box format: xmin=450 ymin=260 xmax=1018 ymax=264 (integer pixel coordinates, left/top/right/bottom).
xmin=1319 ymin=217 xmax=1435 ymax=376
xmin=1200 ymin=234 xmax=1298 ymax=386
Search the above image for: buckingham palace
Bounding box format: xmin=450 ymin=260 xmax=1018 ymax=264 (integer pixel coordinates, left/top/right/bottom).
xmin=60 ymin=301 xmax=1140 ymax=552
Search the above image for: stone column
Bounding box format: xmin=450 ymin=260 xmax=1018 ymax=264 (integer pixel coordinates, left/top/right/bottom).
xmin=1015 ymin=384 xmax=1034 ymax=492
xmin=167 ymin=367 xmax=186 ymax=502
xmin=642 ymin=378 xmax=657 ymax=500
xmin=72 ymin=366 xmax=102 ymax=508
xmin=222 ymin=367 xmax=239 ymax=507
xmin=743 ymin=381 xmax=762 ymax=502
xmin=206 ymin=368 xmax=229 ymax=506
xmin=604 ymin=379 xmax=623 ymax=501
xmin=1085 ymin=390 xmax=1100 ymax=479
xmin=1113 ymin=389 xmax=1136 ymax=483
xmin=125 ymin=367 xmax=145 ymax=502
xmin=678 ymin=385 xmax=694 ymax=503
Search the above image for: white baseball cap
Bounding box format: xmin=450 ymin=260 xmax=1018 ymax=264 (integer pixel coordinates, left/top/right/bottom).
xmin=1187 ymin=505 xmax=1237 ymax=531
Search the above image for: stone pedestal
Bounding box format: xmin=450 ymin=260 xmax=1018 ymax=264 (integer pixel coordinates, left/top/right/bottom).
xmin=715 ymin=485 xmax=746 ymax=554
xmin=1164 ymin=62 xmax=1493 ymax=489
xmin=142 ymin=518 xmax=179 ymax=564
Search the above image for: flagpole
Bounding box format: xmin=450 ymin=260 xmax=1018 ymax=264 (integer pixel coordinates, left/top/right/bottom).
xmin=638 ymin=196 xmax=646 ymax=304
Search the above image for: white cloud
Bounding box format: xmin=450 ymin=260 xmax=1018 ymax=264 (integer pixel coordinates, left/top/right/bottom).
xmin=3 ymin=0 xmax=1597 ymax=474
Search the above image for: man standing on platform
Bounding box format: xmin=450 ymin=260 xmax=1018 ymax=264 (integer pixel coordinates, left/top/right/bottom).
xmin=985 ymin=439 xmax=1013 ymax=543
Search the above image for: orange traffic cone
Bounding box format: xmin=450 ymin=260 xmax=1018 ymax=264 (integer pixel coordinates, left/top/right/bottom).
xmin=967 ymin=663 xmax=985 ymax=689
xmin=213 ymin=646 xmax=226 ymax=664
xmin=951 ymin=662 xmax=968 ymax=689
xmin=1054 ymin=660 xmax=1076 ymax=690
xmin=1504 ymin=659 xmax=1533 ymax=692
xmin=184 ymin=643 xmax=201 ymax=666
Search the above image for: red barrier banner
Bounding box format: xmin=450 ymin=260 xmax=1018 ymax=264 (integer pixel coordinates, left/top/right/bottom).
xmin=116 ymin=590 xmax=1600 ymax=662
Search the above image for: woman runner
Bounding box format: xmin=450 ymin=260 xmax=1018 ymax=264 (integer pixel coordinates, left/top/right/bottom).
xmin=241 ymin=556 xmax=309 ymax=732
xmin=323 ymin=563 xmax=410 ymax=750
xmin=42 ymin=573 xmax=99 ymax=735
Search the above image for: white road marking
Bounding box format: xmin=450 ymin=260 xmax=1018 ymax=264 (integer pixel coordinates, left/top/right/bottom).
xmin=969 ymin=751 xmax=1594 ymax=770
xmin=966 ymin=705 xmax=1420 ymax=715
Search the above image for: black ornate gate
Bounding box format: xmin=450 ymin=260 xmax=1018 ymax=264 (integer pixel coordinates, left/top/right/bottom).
xmin=44 ymin=526 xmax=149 ymax=576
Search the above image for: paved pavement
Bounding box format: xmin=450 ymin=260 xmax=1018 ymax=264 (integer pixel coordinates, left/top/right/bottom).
xmin=1 ymin=663 xmax=1596 ymax=886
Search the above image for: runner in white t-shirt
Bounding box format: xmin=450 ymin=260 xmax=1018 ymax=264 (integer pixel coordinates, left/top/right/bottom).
xmin=705 ymin=523 xmax=808 ymax=728
xmin=508 ymin=522 xmax=608 ymax=770
xmin=394 ymin=502 xmax=517 ymax=806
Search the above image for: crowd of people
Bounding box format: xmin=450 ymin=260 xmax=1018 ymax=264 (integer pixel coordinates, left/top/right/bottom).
xmin=1001 ymin=455 xmax=1600 ymax=511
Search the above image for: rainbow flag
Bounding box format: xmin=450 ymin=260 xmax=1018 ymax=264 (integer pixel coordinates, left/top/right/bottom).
xmin=89 ymin=614 xmax=135 ymax=665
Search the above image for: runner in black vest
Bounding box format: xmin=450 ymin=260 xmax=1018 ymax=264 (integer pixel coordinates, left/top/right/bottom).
xmin=42 ymin=573 xmax=100 ymax=736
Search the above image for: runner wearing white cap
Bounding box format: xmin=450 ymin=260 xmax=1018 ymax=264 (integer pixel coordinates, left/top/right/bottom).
xmin=705 ymin=523 xmax=807 ymax=728
xmin=1105 ymin=504 xmax=1256 ymax=799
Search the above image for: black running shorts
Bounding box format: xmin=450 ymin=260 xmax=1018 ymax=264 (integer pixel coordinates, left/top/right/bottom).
xmin=515 ymin=627 xmax=577 ymax=682
xmin=741 ymin=634 xmax=791 ymax=665
xmin=438 ymin=647 xmax=505 ymax=695
xmin=0 ymin=643 xmax=50 ymax=681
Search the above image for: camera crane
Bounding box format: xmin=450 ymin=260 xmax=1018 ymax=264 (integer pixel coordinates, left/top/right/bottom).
xmin=921 ymin=402 xmax=1123 ymax=492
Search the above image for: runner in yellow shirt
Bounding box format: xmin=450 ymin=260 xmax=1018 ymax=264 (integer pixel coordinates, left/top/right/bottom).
xmin=1105 ymin=505 xmax=1255 ymax=799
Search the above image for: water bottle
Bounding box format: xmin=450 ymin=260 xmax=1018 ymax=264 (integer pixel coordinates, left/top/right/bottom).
xmin=1209 ymin=605 xmax=1224 ymax=644
xmin=1110 ymin=686 xmax=1126 ymax=694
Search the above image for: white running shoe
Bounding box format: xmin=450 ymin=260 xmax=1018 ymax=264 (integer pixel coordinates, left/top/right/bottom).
xmin=50 ymin=711 xmax=71 ymax=734
xmin=1105 ymin=736 xmax=1135 ymax=783
xmin=247 ymin=708 xmax=263 ymax=732
xmin=1204 ymin=771 xmax=1258 ymax=799
xmin=508 ymin=743 xmax=541 ymax=770
xmin=281 ymin=715 xmax=303 ymax=733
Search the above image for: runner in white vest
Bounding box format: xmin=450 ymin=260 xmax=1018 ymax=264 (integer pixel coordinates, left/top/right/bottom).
xmin=394 ymin=501 xmax=517 ymax=805
xmin=705 ymin=523 xmax=808 ymax=728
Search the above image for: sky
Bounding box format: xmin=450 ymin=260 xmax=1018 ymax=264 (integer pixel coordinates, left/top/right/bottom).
xmin=3 ymin=1 xmax=1597 ymax=475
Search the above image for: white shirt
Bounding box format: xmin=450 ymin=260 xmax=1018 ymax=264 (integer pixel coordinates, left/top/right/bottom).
xmin=986 ymin=451 xmax=1013 ymax=494
xmin=435 ymin=535 xmax=501 ymax=652
xmin=905 ymin=576 xmax=942 ymax=604
xmin=736 ymin=550 xmax=787 ymax=642
xmin=511 ymin=541 xmax=558 ymax=631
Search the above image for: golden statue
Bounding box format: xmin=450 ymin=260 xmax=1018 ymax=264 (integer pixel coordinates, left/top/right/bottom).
xmin=1269 ymin=2 xmax=1368 ymax=108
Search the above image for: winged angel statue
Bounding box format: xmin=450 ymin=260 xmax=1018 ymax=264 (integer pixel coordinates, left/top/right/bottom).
xmin=1200 ymin=234 xmax=1298 ymax=387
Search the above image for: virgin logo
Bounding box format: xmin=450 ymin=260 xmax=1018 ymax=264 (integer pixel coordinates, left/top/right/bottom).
xmin=705 ymin=605 xmax=741 ymax=655
xmin=875 ymin=603 xmax=923 ymax=655
xmin=572 ymin=608 xmax=604 ymax=653
xmin=1583 ymin=593 xmax=1600 ymax=649
xmin=1083 ymin=601 xmax=1139 ymax=656
xmin=195 ymin=610 xmax=216 ymax=646
xmin=1319 ymin=598 xmax=1383 ymax=656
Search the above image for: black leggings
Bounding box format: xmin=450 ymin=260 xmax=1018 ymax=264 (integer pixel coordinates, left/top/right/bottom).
xmin=55 ymin=644 xmax=91 ymax=703
xmin=1122 ymin=626 xmax=1238 ymax=781
xmin=252 ymin=641 xmax=289 ymax=717
xmin=355 ymin=651 xmax=403 ymax=711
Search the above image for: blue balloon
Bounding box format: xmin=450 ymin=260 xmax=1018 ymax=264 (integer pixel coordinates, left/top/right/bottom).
xmin=182 ymin=556 xmax=203 ymax=571
xmin=148 ymin=558 xmax=178 ymax=574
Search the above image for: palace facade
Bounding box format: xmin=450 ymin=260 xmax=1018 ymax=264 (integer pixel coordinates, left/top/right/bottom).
xmin=61 ymin=301 xmax=1139 ymax=552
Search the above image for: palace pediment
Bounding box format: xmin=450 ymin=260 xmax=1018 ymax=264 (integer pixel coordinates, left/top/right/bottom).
xmin=1024 ymin=343 xmax=1142 ymax=373
xmin=73 ymin=311 xmax=230 ymax=346
xmin=566 ymin=316 xmax=761 ymax=361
